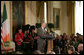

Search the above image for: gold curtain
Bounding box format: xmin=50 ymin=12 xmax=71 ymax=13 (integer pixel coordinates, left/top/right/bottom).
xmin=36 ymin=1 xmax=44 ymax=23
xmin=67 ymin=1 xmax=75 ymax=35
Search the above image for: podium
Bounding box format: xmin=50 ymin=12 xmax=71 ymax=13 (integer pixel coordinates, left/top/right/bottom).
xmin=45 ymin=35 xmax=55 ymax=54
xmin=47 ymin=40 xmax=53 ymax=53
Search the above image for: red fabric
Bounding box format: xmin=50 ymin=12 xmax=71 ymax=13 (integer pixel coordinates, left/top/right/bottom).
xmin=24 ymin=34 xmax=32 ymax=42
xmin=15 ymin=33 xmax=23 ymax=45
xmin=28 ymin=35 xmax=33 ymax=40
xmin=24 ymin=34 xmax=30 ymax=42
xmin=1 ymin=35 xmax=3 ymax=40
xmin=1 ymin=29 xmax=3 ymax=33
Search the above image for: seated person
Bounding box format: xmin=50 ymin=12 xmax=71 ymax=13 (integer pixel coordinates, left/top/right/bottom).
xmin=67 ymin=46 xmax=75 ymax=54
xmin=30 ymin=25 xmax=38 ymax=50
xmin=15 ymin=25 xmax=23 ymax=52
xmin=30 ymin=25 xmax=38 ymax=40
xmin=22 ymin=24 xmax=33 ymax=51
xmin=23 ymin=25 xmax=32 ymax=42
xmin=24 ymin=24 xmax=34 ymax=50
xmin=26 ymin=24 xmax=33 ymax=41
xmin=77 ymin=43 xmax=83 ymax=54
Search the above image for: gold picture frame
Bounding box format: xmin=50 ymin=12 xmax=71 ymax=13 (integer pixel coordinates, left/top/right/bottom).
xmin=53 ymin=8 xmax=60 ymax=30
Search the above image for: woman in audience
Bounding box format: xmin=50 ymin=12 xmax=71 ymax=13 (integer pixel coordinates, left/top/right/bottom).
xmin=72 ymin=36 xmax=80 ymax=51
xmin=65 ymin=35 xmax=72 ymax=49
xmin=67 ymin=46 xmax=76 ymax=54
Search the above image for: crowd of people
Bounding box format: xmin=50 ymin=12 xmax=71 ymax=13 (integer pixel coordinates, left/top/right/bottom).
xmin=14 ymin=24 xmax=83 ymax=54
xmin=53 ymin=33 xmax=83 ymax=54
xmin=14 ymin=24 xmax=38 ymax=53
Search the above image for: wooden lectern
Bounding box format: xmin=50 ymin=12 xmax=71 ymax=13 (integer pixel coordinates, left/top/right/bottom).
xmin=43 ymin=34 xmax=55 ymax=54
xmin=47 ymin=40 xmax=53 ymax=54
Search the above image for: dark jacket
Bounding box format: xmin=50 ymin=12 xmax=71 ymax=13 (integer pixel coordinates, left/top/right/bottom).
xmin=37 ymin=27 xmax=47 ymax=51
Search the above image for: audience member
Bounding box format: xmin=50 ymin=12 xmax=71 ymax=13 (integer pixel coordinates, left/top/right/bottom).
xmin=77 ymin=43 xmax=83 ymax=54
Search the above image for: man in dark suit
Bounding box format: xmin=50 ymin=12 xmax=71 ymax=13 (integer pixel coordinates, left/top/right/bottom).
xmin=37 ymin=22 xmax=47 ymax=53
xmin=37 ymin=22 xmax=55 ymax=53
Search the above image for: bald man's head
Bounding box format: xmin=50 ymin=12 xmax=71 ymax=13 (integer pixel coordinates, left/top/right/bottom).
xmin=41 ymin=22 xmax=46 ymax=28
xmin=77 ymin=43 xmax=83 ymax=52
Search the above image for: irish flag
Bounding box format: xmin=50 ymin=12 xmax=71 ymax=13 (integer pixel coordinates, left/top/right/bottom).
xmin=2 ymin=3 xmax=10 ymax=49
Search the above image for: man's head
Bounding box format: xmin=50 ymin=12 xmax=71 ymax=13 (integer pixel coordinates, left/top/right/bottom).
xmin=76 ymin=33 xmax=81 ymax=37
xmin=58 ymin=36 xmax=62 ymax=40
xmin=30 ymin=25 xmax=35 ymax=33
xmin=67 ymin=46 xmax=75 ymax=54
xmin=68 ymin=49 xmax=73 ymax=54
xmin=63 ymin=33 xmax=67 ymax=38
xmin=18 ymin=29 xmax=22 ymax=34
xmin=41 ymin=22 xmax=46 ymax=28
xmin=63 ymin=33 xmax=66 ymax=36
xmin=77 ymin=43 xmax=83 ymax=53
xmin=17 ymin=25 xmax=22 ymax=33
xmin=79 ymin=35 xmax=83 ymax=41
